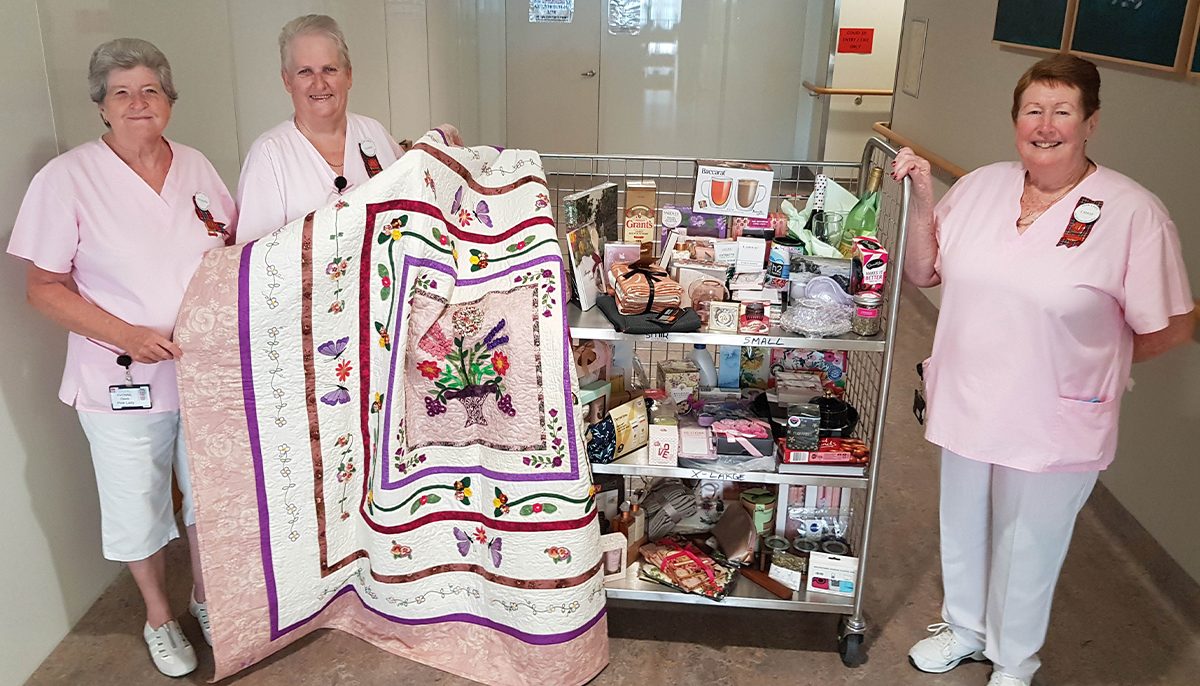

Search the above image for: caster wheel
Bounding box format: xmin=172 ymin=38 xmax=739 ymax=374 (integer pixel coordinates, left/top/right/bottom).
xmin=838 ymin=632 xmax=866 ymax=667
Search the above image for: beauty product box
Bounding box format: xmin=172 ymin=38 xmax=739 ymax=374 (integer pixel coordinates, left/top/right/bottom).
xmin=806 ymin=551 xmax=858 ymax=597
xmin=735 ymin=236 xmax=768 ymax=274
xmin=693 ymin=160 xmax=775 ymax=218
xmin=648 ymin=419 xmax=679 ymax=466
xmin=608 ymin=397 xmax=649 ymax=458
xmin=657 ymin=360 xmax=700 ymax=411
xmin=624 ymin=180 xmax=657 ymax=245
xmin=661 ymin=204 xmax=728 ymax=238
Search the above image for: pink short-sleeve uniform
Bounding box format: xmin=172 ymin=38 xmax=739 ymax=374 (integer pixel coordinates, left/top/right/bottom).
xmin=7 ymin=138 xmax=236 ymax=413
xmin=925 ymin=162 xmax=1192 ymax=473
xmin=235 ymin=112 xmax=402 ymax=243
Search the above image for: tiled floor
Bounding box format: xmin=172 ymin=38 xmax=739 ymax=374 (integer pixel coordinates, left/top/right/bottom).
xmin=26 ymin=292 xmax=1200 ymax=685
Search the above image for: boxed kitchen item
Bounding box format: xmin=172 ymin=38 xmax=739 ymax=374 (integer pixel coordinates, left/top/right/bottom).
xmin=661 ymin=203 xmax=728 ymax=238
xmin=673 ymin=260 xmax=730 ymax=308
xmin=624 ymin=180 xmax=657 ymax=245
xmin=806 ymin=551 xmax=858 ymax=597
xmin=693 ymin=160 xmax=775 ymax=218
xmin=657 ymin=360 xmax=700 ymax=412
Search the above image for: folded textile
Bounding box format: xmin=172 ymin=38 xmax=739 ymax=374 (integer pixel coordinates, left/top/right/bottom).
xmin=595 ymin=295 xmax=701 ymax=334
xmin=610 ymin=263 xmax=682 ymax=315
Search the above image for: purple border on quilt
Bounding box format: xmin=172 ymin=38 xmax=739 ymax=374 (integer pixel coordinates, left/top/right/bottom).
xmin=241 ymin=244 xmax=600 ymax=643
xmin=379 ymin=254 xmax=579 ymax=489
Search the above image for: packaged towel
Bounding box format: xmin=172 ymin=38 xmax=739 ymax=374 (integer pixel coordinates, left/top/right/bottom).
xmin=610 ymin=263 xmax=682 ymax=315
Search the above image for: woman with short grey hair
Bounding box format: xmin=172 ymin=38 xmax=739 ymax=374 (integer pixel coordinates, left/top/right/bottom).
xmin=8 ymin=37 xmax=235 ymax=677
xmin=236 ymin=13 xmax=462 ymax=242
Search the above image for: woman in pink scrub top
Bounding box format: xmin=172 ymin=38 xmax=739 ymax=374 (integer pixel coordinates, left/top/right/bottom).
xmin=236 ymin=14 xmax=462 ymax=243
xmin=7 ymin=39 xmax=235 ymax=677
xmin=894 ymin=55 xmax=1194 ymax=686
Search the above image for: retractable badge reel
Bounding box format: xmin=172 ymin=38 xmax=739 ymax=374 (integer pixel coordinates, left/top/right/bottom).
xmin=109 ymin=353 xmax=153 ymax=410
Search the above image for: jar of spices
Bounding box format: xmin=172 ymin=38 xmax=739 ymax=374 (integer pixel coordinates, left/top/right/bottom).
xmin=851 ymin=292 xmax=883 ymax=336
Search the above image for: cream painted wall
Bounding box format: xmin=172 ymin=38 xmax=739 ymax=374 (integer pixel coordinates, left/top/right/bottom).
xmin=823 ymin=0 xmax=904 ymax=162
xmin=0 ymin=2 xmax=121 ymax=684
xmin=37 ymin=0 xmax=242 ymax=185
xmin=893 ymin=1 xmax=1200 ymax=581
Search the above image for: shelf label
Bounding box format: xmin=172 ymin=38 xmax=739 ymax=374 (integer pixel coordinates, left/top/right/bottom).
xmin=740 ymin=335 xmax=786 ymax=348
xmin=689 ymin=469 xmax=746 ymax=482
xmin=644 ymin=333 xmax=668 ymax=340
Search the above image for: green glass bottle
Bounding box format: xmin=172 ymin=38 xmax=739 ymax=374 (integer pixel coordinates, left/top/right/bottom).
xmin=839 ymin=166 xmax=884 ymax=257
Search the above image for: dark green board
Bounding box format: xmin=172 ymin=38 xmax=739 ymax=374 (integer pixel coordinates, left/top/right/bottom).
xmin=993 ymin=0 xmax=1070 ymax=50
xmin=1071 ymin=0 xmax=1189 ymax=68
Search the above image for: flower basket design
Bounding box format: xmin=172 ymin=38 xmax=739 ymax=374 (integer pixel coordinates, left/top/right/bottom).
xmin=418 ymin=309 xmax=517 ymax=427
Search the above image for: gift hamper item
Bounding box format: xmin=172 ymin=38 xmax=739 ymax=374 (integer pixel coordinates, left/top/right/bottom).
xmin=639 ymin=536 xmax=737 ymax=600
xmin=595 ymin=295 xmax=701 ymax=334
xmin=609 ymin=262 xmax=682 ymax=315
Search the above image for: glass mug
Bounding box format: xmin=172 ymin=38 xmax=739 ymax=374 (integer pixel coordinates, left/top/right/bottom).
xmin=701 ymin=178 xmax=733 ymax=207
xmin=736 ymin=178 xmax=768 ymax=210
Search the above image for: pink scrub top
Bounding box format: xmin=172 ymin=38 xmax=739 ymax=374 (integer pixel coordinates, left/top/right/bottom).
xmin=924 ymin=162 xmax=1192 ymax=473
xmin=234 ymin=112 xmax=402 ymax=243
xmin=7 ymin=138 xmax=237 ymax=413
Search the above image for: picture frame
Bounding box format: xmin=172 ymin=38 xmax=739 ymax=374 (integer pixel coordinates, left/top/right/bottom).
xmin=707 ymin=301 xmax=741 ymax=333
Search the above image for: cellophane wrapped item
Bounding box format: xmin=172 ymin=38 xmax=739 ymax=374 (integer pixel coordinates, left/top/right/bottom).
xmin=638 ymin=536 xmax=737 ymax=601
xmin=609 ymin=263 xmax=682 ymax=315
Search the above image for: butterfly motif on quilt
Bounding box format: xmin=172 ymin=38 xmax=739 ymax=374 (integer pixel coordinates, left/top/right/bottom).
xmin=452 ymin=527 xmax=504 ymax=567
xmin=320 ymin=386 xmax=351 ymax=406
xmin=450 ymin=186 xmax=493 ymax=229
xmin=318 ymin=336 xmax=350 ymax=360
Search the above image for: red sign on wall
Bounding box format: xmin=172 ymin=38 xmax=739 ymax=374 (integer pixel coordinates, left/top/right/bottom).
xmin=838 ymin=28 xmax=875 ymax=54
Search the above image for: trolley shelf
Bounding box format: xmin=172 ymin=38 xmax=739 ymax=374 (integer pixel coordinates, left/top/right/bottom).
xmin=604 ymin=562 xmax=856 ymax=613
xmin=590 ymin=453 xmax=869 ymax=489
xmin=568 ymin=304 xmax=887 ymax=353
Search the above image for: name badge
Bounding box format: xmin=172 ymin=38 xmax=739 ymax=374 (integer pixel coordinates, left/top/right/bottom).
xmin=110 ymin=384 xmax=153 ymax=410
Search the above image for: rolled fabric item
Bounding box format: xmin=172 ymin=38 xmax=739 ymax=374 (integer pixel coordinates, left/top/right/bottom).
xmin=610 ymin=262 xmax=683 ymax=315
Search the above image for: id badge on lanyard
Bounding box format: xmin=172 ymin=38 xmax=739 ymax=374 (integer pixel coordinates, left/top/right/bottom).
xmin=109 ymin=353 xmax=153 ymax=410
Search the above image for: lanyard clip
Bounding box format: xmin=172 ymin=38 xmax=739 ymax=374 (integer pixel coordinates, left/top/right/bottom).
xmin=117 ymin=354 xmax=134 ymax=386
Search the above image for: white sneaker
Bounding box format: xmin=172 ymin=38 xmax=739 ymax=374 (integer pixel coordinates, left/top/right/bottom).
xmin=189 ymin=592 xmax=212 ymax=646
xmin=988 ymin=672 xmax=1031 ymax=686
xmin=142 ymin=620 xmax=197 ymax=677
xmin=908 ymin=622 xmax=987 ymax=674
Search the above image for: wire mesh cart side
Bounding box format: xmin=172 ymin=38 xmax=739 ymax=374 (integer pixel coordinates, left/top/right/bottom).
xmin=544 ymin=138 xmax=911 ymax=668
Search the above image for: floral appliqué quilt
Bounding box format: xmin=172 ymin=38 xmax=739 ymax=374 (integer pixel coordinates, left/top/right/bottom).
xmin=176 ymin=131 xmax=608 ymax=684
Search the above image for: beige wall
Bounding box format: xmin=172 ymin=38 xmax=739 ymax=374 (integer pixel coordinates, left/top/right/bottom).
xmin=0 ymin=2 xmax=121 ymax=684
xmin=893 ymin=1 xmax=1200 ymax=581
xmin=824 ymin=0 xmax=905 ymax=162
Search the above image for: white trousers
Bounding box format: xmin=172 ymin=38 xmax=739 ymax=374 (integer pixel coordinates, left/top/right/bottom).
xmin=77 ymin=411 xmax=195 ymax=562
xmin=939 ymin=449 xmax=1097 ymax=680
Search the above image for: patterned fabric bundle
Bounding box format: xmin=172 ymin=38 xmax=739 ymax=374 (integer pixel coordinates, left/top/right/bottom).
xmin=609 ymin=262 xmax=682 ymax=315
xmin=175 ymin=131 xmax=608 ymax=684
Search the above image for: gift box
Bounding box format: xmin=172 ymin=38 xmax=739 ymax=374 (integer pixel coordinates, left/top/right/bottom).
xmin=712 ymin=417 xmax=775 ymax=457
xmin=657 ymin=360 xmax=700 ymax=412
xmin=610 ymin=262 xmax=682 ymax=315
xmin=807 ymin=551 xmax=858 ymax=597
xmin=779 ymin=437 xmax=870 ymax=464
xmin=661 ymin=204 xmax=728 ymax=238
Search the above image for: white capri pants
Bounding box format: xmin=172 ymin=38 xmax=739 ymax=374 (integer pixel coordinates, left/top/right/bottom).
xmin=939 ymin=448 xmax=1098 ymax=681
xmin=77 ymin=410 xmax=195 ymax=562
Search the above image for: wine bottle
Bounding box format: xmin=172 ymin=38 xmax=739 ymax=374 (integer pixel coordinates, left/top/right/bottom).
xmin=839 ymin=166 xmax=884 ymax=257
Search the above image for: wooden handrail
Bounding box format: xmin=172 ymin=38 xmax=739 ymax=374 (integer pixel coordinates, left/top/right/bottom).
xmin=872 ymin=122 xmax=970 ymax=179
xmin=802 ymin=80 xmax=894 ymax=97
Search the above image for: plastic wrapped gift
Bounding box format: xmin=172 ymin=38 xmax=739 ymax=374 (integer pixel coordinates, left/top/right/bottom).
xmin=610 ymin=262 xmax=682 ymax=315
xmin=639 ymin=536 xmax=737 ymax=600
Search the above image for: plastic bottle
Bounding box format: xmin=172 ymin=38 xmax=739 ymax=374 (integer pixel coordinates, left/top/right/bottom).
xmin=691 ymin=344 xmax=717 ymax=390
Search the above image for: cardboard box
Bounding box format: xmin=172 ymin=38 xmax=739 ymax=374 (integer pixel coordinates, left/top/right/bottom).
xmin=624 ymin=180 xmax=657 ymax=245
xmin=648 ymin=421 xmax=679 ymax=466
xmin=657 ymin=360 xmax=700 ymax=412
xmin=661 ymin=204 xmax=727 ymax=238
xmin=608 ymin=397 xmax=648 ymax=458
xmin=780 ymin=437 xmax=870 ymax=464
xmin=693 ymin=160 xmax=775 ymax=218
xmin=806 ymin=551 xmax=858 ymax=597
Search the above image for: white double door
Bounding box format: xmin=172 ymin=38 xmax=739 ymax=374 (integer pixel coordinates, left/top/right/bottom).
xmin=505 ymin=0 xmax=831 ymax=159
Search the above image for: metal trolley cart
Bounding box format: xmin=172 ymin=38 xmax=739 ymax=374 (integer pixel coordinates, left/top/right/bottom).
xmin=544 ymin=139 xmax=910 ymax=666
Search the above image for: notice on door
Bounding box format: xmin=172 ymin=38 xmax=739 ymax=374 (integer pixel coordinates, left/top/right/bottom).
xmin=530 ymin=0 xmax=573 ymax=23
xmin=837 ymin=28 xmax=875 ymax=54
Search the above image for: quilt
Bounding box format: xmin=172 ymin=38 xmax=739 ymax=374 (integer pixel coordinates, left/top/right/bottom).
xmin=176 ymin=131 xmax=608 ymax=684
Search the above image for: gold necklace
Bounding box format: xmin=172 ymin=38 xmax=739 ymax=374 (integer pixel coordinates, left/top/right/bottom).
xmin=1016 ymin=162 xmax=1093 ymax=228
xmin=295 ymin=118 xmax=345 ymax=171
